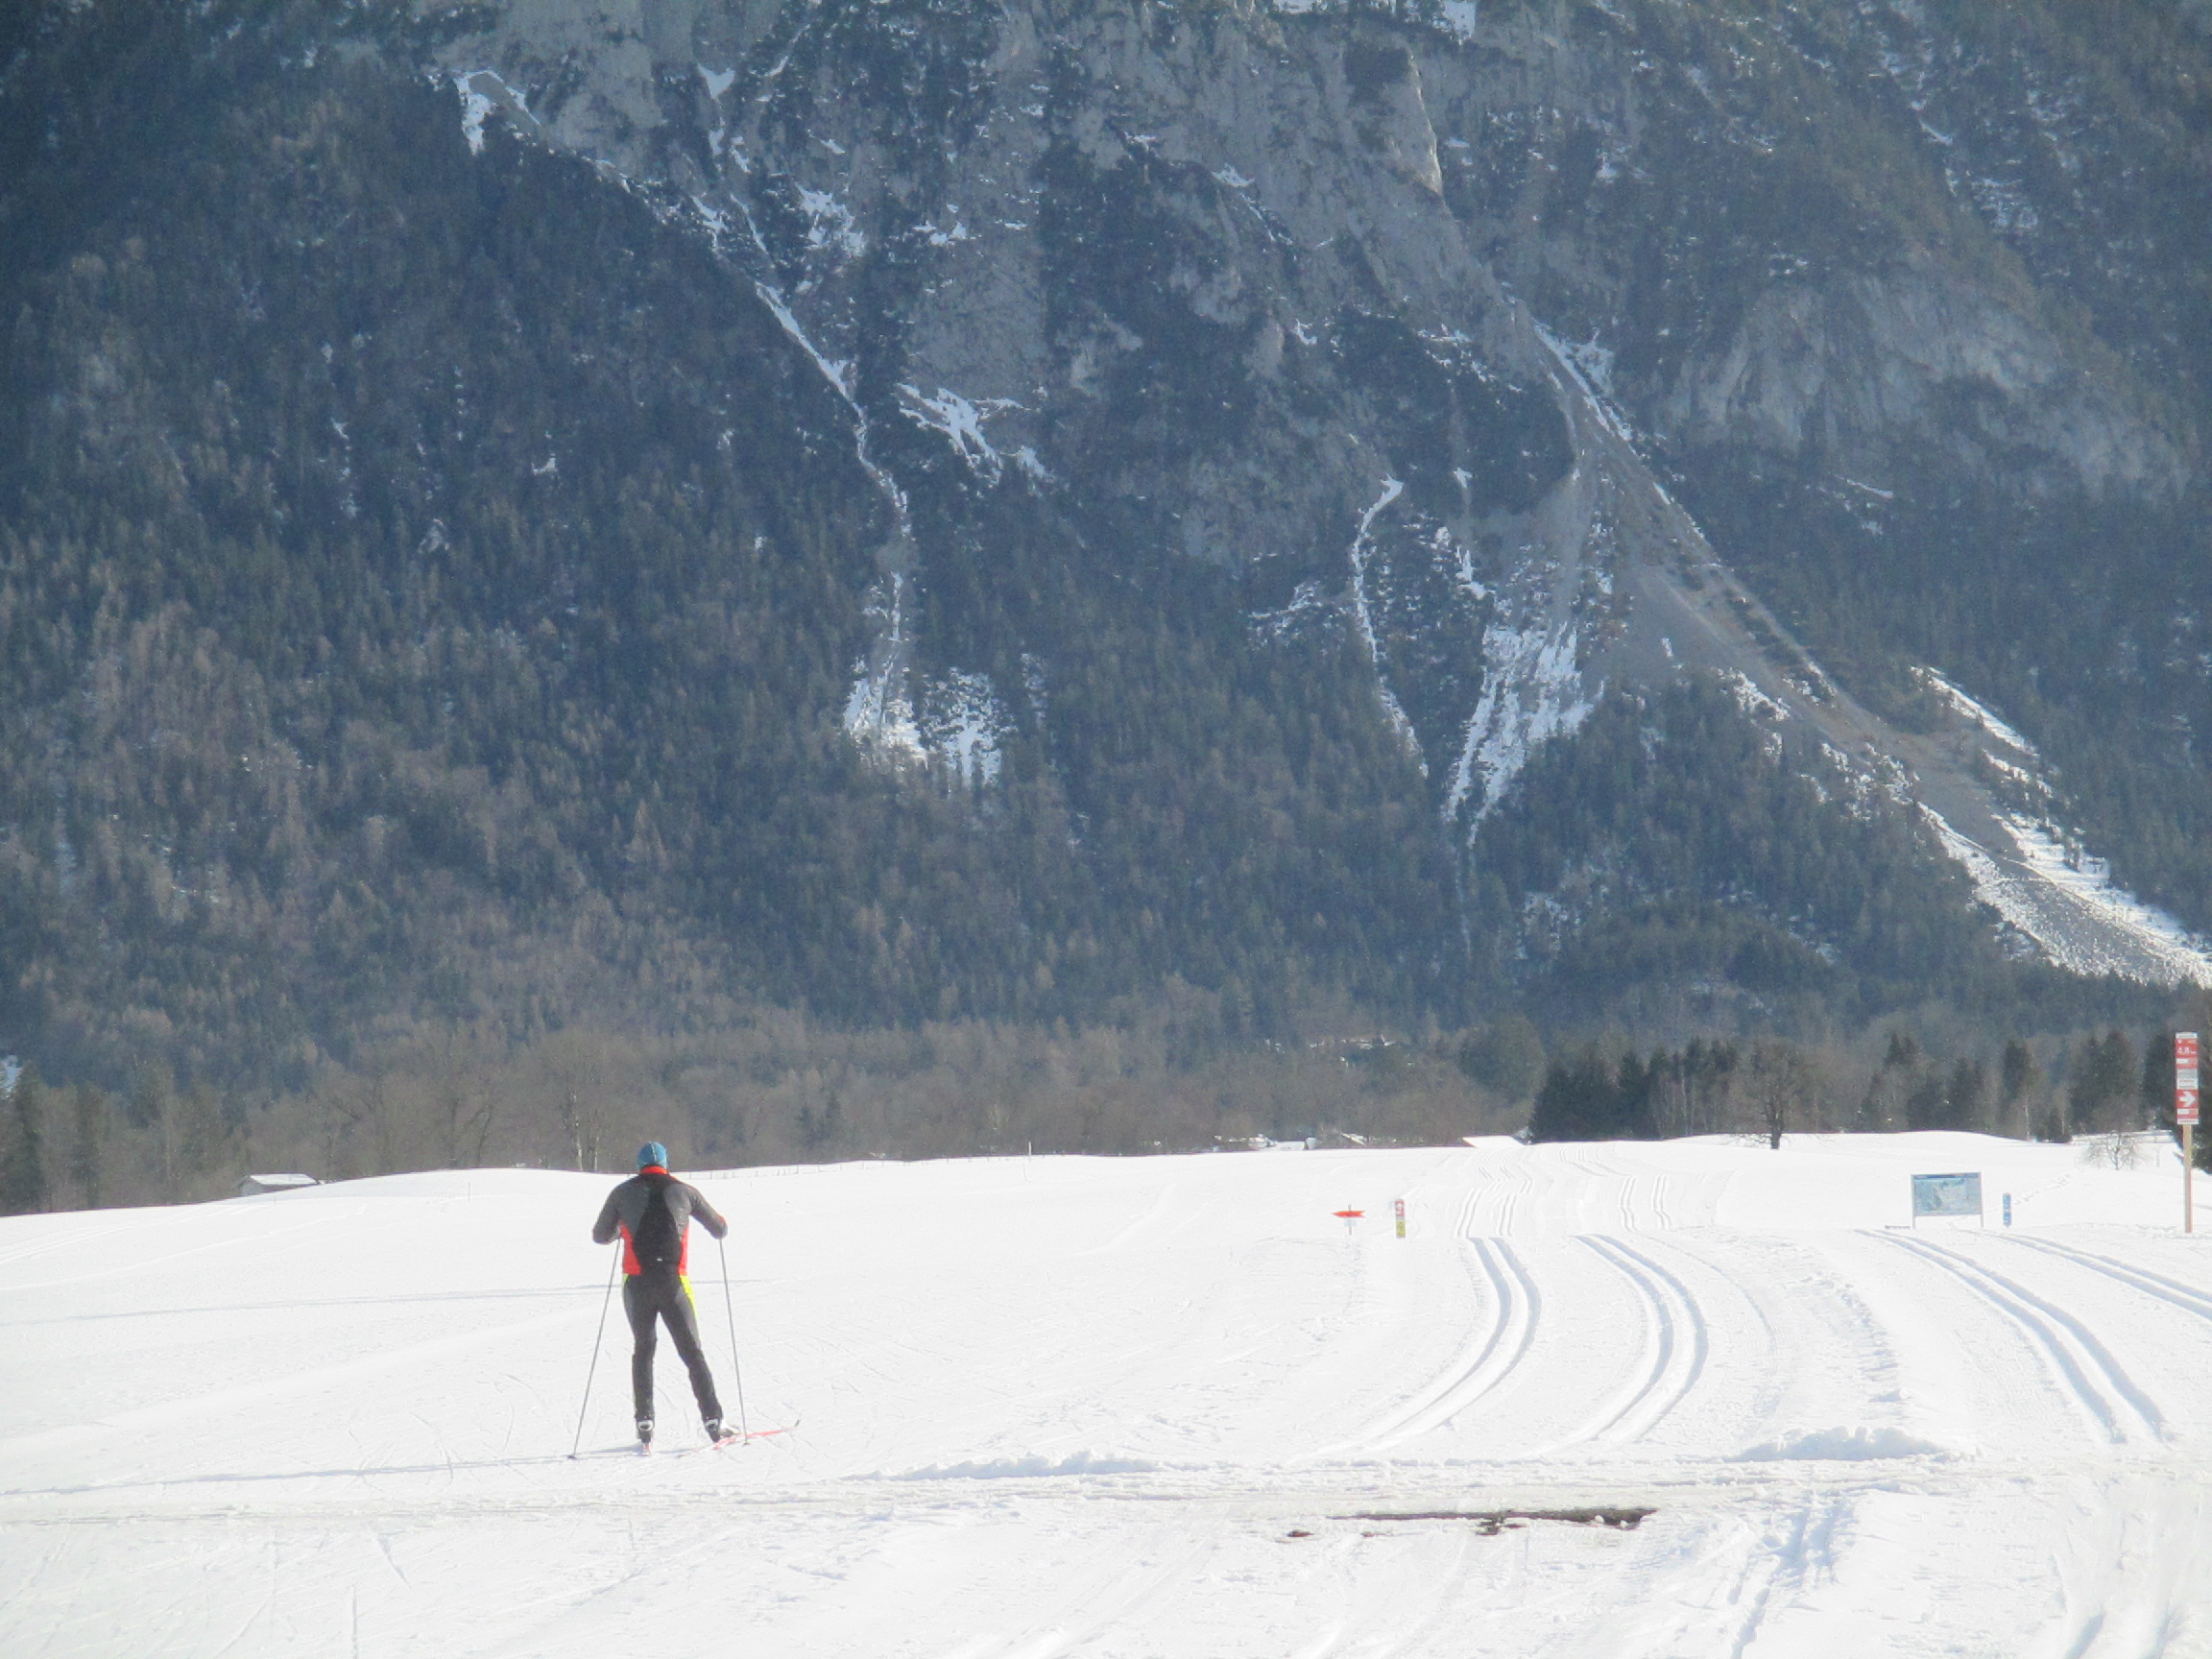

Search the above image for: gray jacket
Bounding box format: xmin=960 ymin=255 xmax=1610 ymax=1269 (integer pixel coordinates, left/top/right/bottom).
xmin=592 ymin=1170 xmax=727 ymax=1274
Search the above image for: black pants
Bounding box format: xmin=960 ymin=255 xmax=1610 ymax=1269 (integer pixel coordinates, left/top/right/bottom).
xmin=623 ymin=1264 xmax=723 ymax=1427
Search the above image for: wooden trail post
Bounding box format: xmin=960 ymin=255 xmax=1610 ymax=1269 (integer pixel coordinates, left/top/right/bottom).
xmin=2176 ymin=1032 xmax=2199 ymax=1236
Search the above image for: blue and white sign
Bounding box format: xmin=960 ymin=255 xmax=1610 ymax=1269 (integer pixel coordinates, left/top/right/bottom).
xmin=1911 ymin=1172 xmax=1984 ymax=1220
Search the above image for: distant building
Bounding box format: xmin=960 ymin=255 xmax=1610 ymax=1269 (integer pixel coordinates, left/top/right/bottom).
xmin=237 ymin=1173 xmax=319 ymax=1196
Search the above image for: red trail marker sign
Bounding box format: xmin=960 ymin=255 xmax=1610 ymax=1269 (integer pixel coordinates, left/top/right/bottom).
xmin=2179 ymin=1033 xmax=2200 ymax=1234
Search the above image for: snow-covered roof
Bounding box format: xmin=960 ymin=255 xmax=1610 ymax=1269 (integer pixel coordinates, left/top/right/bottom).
xmin=237 ymin=1172 xmax=319 ymax=1193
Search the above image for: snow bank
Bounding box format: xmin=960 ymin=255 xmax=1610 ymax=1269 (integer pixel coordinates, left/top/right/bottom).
xmin=1735 ymin=1426 xmax=1951 ymax=1462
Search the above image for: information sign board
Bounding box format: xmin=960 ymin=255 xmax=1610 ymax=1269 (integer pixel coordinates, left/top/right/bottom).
xmin=1911 ymin=1172 xmax=1984 ymax=1221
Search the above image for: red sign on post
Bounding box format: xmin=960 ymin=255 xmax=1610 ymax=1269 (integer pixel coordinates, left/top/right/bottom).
xmin=2181 ymin=1034 xmax=2201 ymax=1236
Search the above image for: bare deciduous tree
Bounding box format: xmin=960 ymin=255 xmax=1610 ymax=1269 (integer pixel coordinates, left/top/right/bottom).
xmin=1743 ymin=1041 xmax=1814 ymax=1150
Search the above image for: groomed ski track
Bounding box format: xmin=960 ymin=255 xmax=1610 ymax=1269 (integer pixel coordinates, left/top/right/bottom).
xmin=5 ymin=1135 xmax=2212 ymax=1656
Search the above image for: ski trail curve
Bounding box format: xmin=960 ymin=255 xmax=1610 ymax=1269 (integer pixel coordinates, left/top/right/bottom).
xmin=2006 ymin=1238 xmax=2212 ymax=1324
xmin=1465 ymin=1156 xmax=1534 ymax=1238
xmin=1334 ymin=1239 xmax=1543 ymax=1455
xmin=1882 ymin=1235 xmax=2165 ymax=1447
xmin=1534 ymin=1235 xmax=1707 ymax=1453
xmin=1313 ymin=1211 xmax=1542 ymax=1460
xmin=1311 ymin=1159 xmax=1557 ymax=1459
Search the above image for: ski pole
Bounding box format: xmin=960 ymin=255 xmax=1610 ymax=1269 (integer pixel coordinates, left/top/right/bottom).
xmin=568 ymin=1241 xmax=621 ymax=1458
xmin=718 ymin=1233 xmax=751 ymax=1439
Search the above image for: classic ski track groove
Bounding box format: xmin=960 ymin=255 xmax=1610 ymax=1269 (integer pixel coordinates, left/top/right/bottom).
xmin=1475 ymin=1158 xmax=1533 ymax=1238
xmin=1347 ymin=1166 xmax=1717 ymax=1462
xmin=2006 ymin=1237 xmax=2212 ymax=1322
xmin=1317 ymin=1184 xmax=1541 ymax=1456
xmin=1559 ymin=1235 xmax=1708 ymax=1449
xmin=1336 ymin=1237 xmax=1541 ymax=1455
xmin=1882 ymin=1234 xmax=2165 ymax=1447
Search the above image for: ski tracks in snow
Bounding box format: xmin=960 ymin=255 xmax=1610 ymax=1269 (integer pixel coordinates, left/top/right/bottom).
xmin=1881 ymin=1234 xmax=2166 ymax=1448
xmin=2031 ymin=1475 xmax=2209 ymax=1659
xmin=2006 ymin=1235 xmax=2212 ymax=1327
xmin=1329 ymin=1157 xmax=1727 ymax=1459
xmin=1546 ymin=1236 xmax=1709 ymax=1451
xmin=1574 ymin=1490 xmax=1851 ymax=1659
xmin=1325 ymin=1236 xmax=1542 ymax=1455
xmin=21 ymin=1143 xmax=2212 ymax=1658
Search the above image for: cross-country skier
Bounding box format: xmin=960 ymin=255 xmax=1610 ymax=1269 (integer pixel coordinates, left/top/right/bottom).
xmin=591 ymin=1142 xmax=731 ymax=1450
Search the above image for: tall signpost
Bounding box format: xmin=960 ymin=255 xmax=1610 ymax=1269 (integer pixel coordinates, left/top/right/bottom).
xmin=2177 ymin=1032 xmax=2199 ymax=1236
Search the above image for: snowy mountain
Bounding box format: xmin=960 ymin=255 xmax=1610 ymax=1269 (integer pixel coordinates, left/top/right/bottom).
xmin=2 ymin=0 xmax=2210 ymax=1095
xmin=420 ymin=0 xmax=2212 ymax=985
xmin=5 ymin=1137 xmax=2211 ymax=1653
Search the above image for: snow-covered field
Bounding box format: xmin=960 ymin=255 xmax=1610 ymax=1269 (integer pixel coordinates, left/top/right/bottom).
xmin=6 ymin=1134 xmax=2212 ymax=1656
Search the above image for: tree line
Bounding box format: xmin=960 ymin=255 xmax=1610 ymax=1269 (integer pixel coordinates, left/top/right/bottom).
xmin=0 ymin=1004 xmax=1543 ymax=1214
xmin=13 ymin=998 xmax=2212 ymax=1215
xmin=1526 ymin=1015 xmax=2211 ymax=1159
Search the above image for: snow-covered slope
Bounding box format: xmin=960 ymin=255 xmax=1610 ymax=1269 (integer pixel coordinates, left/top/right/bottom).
xmin=6 ymin=1138 xmax=2212 ymax=1655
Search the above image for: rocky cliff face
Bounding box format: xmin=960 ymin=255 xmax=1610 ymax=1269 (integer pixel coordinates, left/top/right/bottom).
xmin=422 ymin=0 xmax=2212 ymax=965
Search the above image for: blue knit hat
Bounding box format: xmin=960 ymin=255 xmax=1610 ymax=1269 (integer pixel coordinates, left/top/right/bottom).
xmin=637 ymin=1142 xmax=668 ymax=1169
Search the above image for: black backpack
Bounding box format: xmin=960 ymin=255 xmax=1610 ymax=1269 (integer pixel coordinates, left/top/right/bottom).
xmin=633 ymin=1176 xmax=682 ymax=1267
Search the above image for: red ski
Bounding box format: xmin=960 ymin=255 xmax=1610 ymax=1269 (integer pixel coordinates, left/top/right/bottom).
xmin=678 ymin=1421 xmax=798 ymax=1455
